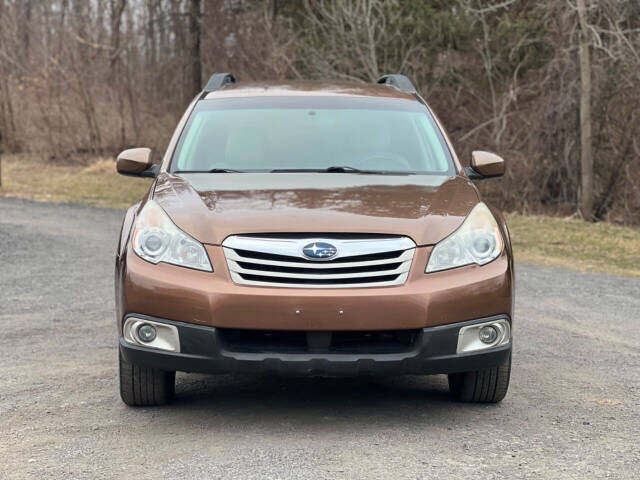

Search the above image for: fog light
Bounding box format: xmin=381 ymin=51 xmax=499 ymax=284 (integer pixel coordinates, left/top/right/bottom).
xmin=123 ymin=318 xmax=180 ymax=352
xmin=137 ymin=323 xmax=157 ymax=343
xmin=479 ymin=325 xmax=498 ymax=344
xmin=457 ymin=318 xmax=510 ymax=354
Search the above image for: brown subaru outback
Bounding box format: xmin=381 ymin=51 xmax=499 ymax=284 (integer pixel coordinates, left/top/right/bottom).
xmin=115 ymin=73 xmax=513 ymax=406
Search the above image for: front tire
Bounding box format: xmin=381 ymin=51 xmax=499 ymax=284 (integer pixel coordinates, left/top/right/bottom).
xmin=448 ymin=353 xmax=511 ymax=403
xmin=119 ymin=352 xmax=175 ymax=406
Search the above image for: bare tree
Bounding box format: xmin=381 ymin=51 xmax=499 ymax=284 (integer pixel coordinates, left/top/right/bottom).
xmin=187 ymin=0 xmax=202 ymax=98
xmin=110 ymin=0 xmax=127 ymax=149
xmin=301 ymin=0 xmax=419 ymax=82
xmin=0 ymin=0 xmax=639 ymax=223
xmin=577 ymin=0 xmax=594 ymax=220
xmin=0 ymin=0 xmax=17 ymax=152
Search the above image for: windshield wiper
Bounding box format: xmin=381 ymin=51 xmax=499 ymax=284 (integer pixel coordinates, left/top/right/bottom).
xmin=325 ymin=166 xmax=367 ymax=173
xmin=270 ymin=166 xmax=413 ymax=174
xmin=270 ymin=166 xmax=369 ymax=173
xmin=174 ymin=168 xmax=245 ymax=173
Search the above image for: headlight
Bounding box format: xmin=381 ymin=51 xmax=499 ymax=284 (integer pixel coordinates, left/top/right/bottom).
xmin=426 ymin=202 xmax=503 ymax=273
xmin=131 ymin=200 xmax=212 ymax=272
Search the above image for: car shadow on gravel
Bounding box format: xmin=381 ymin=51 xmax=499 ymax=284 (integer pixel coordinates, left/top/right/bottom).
xmin=158 ymin=373 xmax=495 ymax=429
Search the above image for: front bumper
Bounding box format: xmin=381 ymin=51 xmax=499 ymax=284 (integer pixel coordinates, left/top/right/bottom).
xmin=117 ymin=244 xmax=513 ymax=332
xmin=119 ymin=314 xmax=512 ymax=376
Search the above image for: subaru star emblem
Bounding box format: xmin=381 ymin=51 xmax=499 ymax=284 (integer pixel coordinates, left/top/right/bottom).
xmin=302 ymin=242 xmax=338 ymax=260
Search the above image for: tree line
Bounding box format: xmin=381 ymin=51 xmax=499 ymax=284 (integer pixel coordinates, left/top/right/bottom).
xmin=0 ymin=0 xmax=639 ymax=224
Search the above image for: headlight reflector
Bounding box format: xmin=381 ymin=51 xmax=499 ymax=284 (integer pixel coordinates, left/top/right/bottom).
xmin=426 ymin=202 xmax=503 ymax=273
xmin=132 ymin=200 xmax=212 ymax=271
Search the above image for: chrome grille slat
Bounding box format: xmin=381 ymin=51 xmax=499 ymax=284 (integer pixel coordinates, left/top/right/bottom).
xmin=223 ymin=236 xmax=415 ymax=259
xmin=222 ymin=236 xmax=416 ymax=288
xmin=227 ymin=259 xmax=412 ymax=280
xmin=228 ymin=271 xmax=411 ymax=289
xmin=223 ymin=248 xmax=414 ymax=269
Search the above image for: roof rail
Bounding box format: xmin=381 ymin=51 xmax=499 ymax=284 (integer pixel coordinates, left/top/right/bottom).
xmin=202 ymin=73 xmax=236 ymax=96
xmin=377 ymin=74 xmax=417 ymax=94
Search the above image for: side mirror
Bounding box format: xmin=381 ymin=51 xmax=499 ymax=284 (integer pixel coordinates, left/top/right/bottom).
xmin=464 ymin=151 xmax=505 ymax=180
xmin=116 ymin=148 xmax=159 ymax=178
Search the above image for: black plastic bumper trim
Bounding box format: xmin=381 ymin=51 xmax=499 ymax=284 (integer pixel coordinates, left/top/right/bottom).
xmin=119 ymin=314 xmax=512 ymax=376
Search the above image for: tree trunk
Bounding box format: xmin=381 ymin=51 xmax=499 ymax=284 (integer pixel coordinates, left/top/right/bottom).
xmin=22 ymin=0 xmax=33 ymax=62
xmin=0 ymin=0 xmax=16 ymax=158
xmin=124 ymin=5 xmax=140 ymax=142
xmin=577 ymin=0 xmax=594 ymax=220
xmin=187 ymin=0 xmax=202 ymax=100
xmin=110 ymin=0 xmax=127 ymax=150
xmin=146 ymin=0 xmax=157 ymax=72
xmin=170 ymin=0 xmax=187 ymax=105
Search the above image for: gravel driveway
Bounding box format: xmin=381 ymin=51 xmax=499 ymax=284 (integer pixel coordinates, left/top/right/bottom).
xmin=1 ymin=197 xmax=638 ymax=479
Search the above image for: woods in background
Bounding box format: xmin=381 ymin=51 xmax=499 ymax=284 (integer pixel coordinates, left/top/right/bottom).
xmin=0 ymin=0 xmax=639 ymax=224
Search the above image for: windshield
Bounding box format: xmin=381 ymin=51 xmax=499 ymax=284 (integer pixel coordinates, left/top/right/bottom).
xmin=170 ymin=97 xmax=455 ymax=175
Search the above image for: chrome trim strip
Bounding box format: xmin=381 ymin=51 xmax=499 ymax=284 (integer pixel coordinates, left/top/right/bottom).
xmin=223 ymin=248 xmax=414 ymax=269
xmin=229 ymin=271 xmax=411 ymax=289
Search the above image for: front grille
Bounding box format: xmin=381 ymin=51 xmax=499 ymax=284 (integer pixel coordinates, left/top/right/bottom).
xmin=222 ymin=235 xmax=416 ymax=288
xmin=218 ymin=329 xmax=421 ymax=354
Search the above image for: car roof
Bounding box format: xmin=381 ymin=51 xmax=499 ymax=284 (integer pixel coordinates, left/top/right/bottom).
xmin=202 ymin=80 xmax=418 ymax=101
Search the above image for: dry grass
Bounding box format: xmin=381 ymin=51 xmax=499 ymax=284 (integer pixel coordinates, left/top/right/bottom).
xmin=2 ymin=154 xmax=639 ymax=277
xmin=0 ymin=154 xmax=151 ymax=209
xmin=506 ymin=213 xmax=640 ymax=277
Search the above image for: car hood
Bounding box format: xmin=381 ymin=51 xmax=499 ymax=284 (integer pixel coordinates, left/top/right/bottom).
xmin=152 ymin=173 xmax=480 ymax=246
